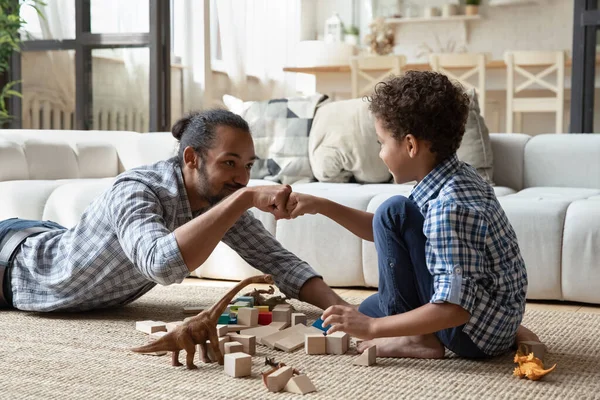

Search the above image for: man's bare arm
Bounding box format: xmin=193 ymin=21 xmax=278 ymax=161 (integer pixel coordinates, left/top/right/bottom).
xmin=175 ymin=186 xmax=290 ymax=272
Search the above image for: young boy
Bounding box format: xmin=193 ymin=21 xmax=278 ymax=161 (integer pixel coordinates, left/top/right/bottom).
xmin=286 ymin=71 xmax=540 ymax=359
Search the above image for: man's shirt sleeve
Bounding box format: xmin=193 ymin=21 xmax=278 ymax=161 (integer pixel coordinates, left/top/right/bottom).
xmin=108 ymin=179 xmax=189 ymax=285
xmin=222 ymin=210 xmax=321 ymax=299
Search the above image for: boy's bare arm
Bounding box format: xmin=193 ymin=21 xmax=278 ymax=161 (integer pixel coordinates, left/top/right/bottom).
xmin=322 ymin=302 xmax=470 ymax=339
xmin=287 ymin=193 xmax=375 ymax=241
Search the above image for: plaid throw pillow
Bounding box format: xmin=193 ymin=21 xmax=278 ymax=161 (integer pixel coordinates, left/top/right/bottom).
xmin=224 ymin=93 xmax=329 ymax=184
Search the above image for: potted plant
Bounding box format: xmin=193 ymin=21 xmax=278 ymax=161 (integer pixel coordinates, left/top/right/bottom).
xmin=344 ymin=25 xmax=360 ymax=46
xmin=0 ymin=0 xmax=45 ymax=126
xmin=465 ymin=0 xmax=480 ymax=16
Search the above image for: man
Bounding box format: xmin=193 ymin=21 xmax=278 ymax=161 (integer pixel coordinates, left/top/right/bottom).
xmin=0 ymin=109 xmax=347 ymax=312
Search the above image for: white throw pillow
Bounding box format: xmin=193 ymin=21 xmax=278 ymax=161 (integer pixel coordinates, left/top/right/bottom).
xmin=308 ymin=89 xmax=494 ymax=184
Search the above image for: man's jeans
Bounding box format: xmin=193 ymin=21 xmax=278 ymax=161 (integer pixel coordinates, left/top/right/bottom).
xmin=358 ymin=196 xmax=489 ymax=359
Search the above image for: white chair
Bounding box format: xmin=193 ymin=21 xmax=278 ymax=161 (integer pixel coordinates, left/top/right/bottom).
xmin=504 ymin=51 xmax=566 ymax=134
xmin=350 ymin=55 xmax=406 ymax=98
xmin=429 ymin=53 xmax=489 ymax=118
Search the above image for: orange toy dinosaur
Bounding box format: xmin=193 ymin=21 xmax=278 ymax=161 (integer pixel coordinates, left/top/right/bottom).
xmin=131 ymin=274 xmax=275 ymax=369
xmin=513 ymin=352 xmax=556 ymax=381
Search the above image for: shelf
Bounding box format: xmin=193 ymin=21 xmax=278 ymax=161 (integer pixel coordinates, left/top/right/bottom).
xmin=385 ymin=15 xmax=481 ymax=24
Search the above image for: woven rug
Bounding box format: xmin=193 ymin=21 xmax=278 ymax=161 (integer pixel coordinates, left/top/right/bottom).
xmin=1 ymin=285 xmax=599 ymax=400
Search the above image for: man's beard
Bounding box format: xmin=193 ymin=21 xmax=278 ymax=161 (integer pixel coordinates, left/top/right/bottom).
xmin=196 ymin=164 xmax=244 ymax=206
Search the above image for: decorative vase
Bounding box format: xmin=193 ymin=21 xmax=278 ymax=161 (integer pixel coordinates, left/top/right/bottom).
xmin=442 ymin=4 xmax=458 ymax=17
xmin=465 ymin=5 xmax=479 ymax=16
xmin=344 ymin=34 xmax=359 ymax=46
xmin=424 ymin=7 xmax=441 ymax=18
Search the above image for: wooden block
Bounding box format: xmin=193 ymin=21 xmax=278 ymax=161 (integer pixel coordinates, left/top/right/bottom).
xmin=266 ymin=365 xmax=293 ymax=392
xmin=254 ymin=305 xmax=270 ymax=313
xmin=135 ymin=320 xmax=167 ymax=334
xmin=228 ymin=334 xmax=256 ymax=356
xmin=291 ymin=313 xmax=307 ymax=326
xmin=216 ymin=324 xmax=228 ymax=337
xmin=225 ymin=324 xmax=250 ymax=333
xmin=239 ymin=325 xmax=279 ymax=345
xmin=258 ymin=312 xmax=272 ymax=325
xmin=262 ymin=324 xmax=308 ymax=349
xmin=273 ymin=303 xmax=291 ymax=310
xmin=204 ymin=336 xmax=230 ymax=362
xmin=273 ymin=326 xmax=324 ymax=353
xmin=272 ymin=308 xmax=292 ymax=325
xmin=218 ymin=314 xmax=230 ymax=325
xmin=238 ymin=307 xmax=259 ymax=327
xmin=165 ymin=321 xmax=184 ymax=332
xmin=353 ymin=345 xmax=376 ymax=366
xmin=224 ymin=341 xmax=243 ymax=354
xmin=326 ymin=331 xmax=349 ymax=355
xmin=519 ymin=341 xmax=547 ymax=361
xmin=269 ymin=321 xmax=289 ymax=331
xmin=230 ymin=301 xmax=252 ymax=312
xmin=311 ymin=318 xmax=331 ymax=333
xmin=145 ymin=331 xmax=168 ymax=356
xmin=235 ymin=296 xmax=255 ymax=306
xmin=305 ymin=334 xmax=326 ymax=355
xmin=224 ymin=352 xmax=252 ymax=378
xmin=284 ymin=374 xmax=317 ymax=395
xmin=183 ymin=306 xmax=204 ymax=315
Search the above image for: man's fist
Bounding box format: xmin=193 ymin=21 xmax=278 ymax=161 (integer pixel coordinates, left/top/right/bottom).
xmin=250 ymin=185 xmax=292 ymax=219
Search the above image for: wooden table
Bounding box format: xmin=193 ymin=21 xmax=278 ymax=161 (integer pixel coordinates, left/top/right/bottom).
xmin=283 ymin=59 xmax=576 ymax=74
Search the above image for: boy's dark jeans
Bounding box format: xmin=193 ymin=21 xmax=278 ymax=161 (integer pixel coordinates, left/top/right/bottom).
xmin=358 ymin=196 xmax=489 ymax=359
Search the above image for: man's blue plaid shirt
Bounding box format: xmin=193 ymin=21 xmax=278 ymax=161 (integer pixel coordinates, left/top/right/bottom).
xmin=409 ymin=154 xmax=527 ymax=356
xmin=9 ymin=158 xmax=320 ymax=312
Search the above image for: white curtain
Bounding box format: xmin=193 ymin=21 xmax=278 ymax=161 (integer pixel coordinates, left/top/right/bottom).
xmin=35 ymin=0 xmax=76 ymax=115
xmin=216 ymin=0 xmax=300 ymax=100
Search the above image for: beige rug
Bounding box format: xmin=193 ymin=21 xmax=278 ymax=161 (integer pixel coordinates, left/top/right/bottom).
xmin=1 ymin=285 xmax=599 ymax=400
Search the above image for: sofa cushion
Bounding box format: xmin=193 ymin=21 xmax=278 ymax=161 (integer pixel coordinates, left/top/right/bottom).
xmin=308 ymin=98 xmax=392 ymax=183
xmin=497 ymin=196 xmax=568 ymax=300
xmin=524 ymin=134 xmax=600 ymax=189
xmin=561 ymin=200 xmax=600 ymax=303
xmin=489 ymin=133 xmax=530 ymax=191
xmin=458 ymin=89 xmax=494 ymax=183
xmin=308 ymin=90 xmax=493 ymax=184
xmin=224 ymin=93 xmax=328 ymax=184
xmin=0 ymin=180 xmax=67 ymax=221
xmin=508 ymin=187 xmax=600 ymax=201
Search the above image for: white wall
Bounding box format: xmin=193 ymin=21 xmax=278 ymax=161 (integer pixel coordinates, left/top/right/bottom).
xmin=311 ymin=0 xmax=573 ymax=62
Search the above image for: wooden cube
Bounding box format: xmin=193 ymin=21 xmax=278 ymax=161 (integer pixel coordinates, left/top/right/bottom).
xmin=203 ymin=336 xmax=230 ymax=362
xmin=519 ymin=340 xmax=547 ymax=361
xmin=135 ymin=320 xmax=167 ymax=334
xmin=182 ymin=306 xmax=204 ymax=315
xmin=224 ymin=352 xmax=252 ymax=378
xmin=238 ymin=307 xmax=259 ymax=327
xmin=266 ymin=365 xmax=293 ymax=392
xmin=258 ymin=312 xmax=272 ymax=325
xmin=216 ymin=324 xmax=228 ymax=337
xmin=254 ymin=305 xmax=270 ymax=313
xmin=305 ymin=334 xmax=326 ymax=355
xmin=284 ymin=374 xmax=317 ymax=395
xmin=165 ymin=321 xmax=184 ymax=332
xmin=227 ymin=333 xmax=256 ymax=356
xmin=269 ymin=321 xmax=289 ymax=331
xmin=272 ymin=308 xmax=291 ymax=325
xmin=235 ymin=296 xmax=255 ymax=306
xmin=224 ymin=341 xmax=244 ymax=354
xmin=239 ymin=325 xmax=279 ymax=345
xmin=326 ymin=331 xmax=349 ymax=354
xmin=291 ymin=313 xmax=307 ymax=326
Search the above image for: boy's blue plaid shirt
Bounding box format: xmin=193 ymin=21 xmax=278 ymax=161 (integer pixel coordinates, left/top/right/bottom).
xmin=409 ymin=154 xmax=527 ymax=356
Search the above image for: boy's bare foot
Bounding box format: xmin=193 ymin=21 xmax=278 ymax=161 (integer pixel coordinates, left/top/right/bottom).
xmin=357 ymin=334 xmax=445 ymax=359
xmin=515 ymin=325 xmax=542 ymax=345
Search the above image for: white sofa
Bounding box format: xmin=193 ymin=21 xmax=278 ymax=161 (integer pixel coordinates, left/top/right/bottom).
xmin=1 ymin=129 xmax=600 ymax=304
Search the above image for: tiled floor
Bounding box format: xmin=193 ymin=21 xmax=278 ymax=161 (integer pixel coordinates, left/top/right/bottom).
xmin=182 ymin=278 xmax=600 ymax=314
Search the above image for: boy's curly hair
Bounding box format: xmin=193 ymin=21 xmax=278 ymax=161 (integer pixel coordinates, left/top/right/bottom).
xmin=368 ymin=71 xmax=470 ymax=162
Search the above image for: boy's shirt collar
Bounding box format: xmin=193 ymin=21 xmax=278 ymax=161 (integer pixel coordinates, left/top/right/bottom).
xmin=409 ymin=153 xmax=461 ymax=213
